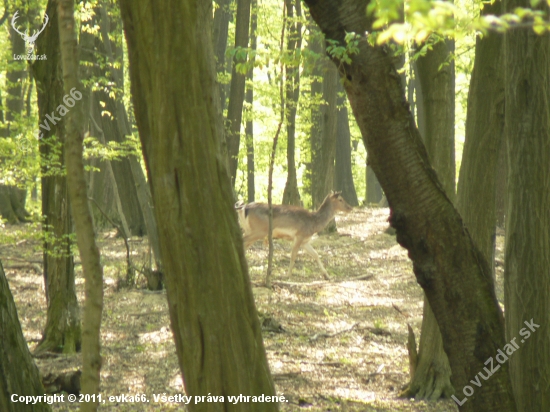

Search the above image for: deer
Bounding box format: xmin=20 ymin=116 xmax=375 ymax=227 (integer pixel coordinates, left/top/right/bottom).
xmin=235 ymin=192 xmax=353 ymax=278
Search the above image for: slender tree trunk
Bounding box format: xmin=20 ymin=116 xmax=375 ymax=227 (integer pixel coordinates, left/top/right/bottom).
xmin=282 ymin=0 xmax=302 ymax=206
xmin=226 ymin=0 xmax=252 ymax=184
xmin=58 ymin=1 xmax=104 ymax=410
xmin=0 ymin=262 xmax=52 ymax=412
xmin=334 ymin=81 xmax=358 ymax=206
xmin=402 ymin=34 xmax=455 ymax=400
xmin=311 ymin=61 xmax=338 ymax=208
xmin=213 ymin=0 xmax=232 ymax=111
xmin=30 ymin=0 xmax=81 ymax=356
xmin=504 ymin=0 xmax=550 ymax=409
xmin=245 ymin=0 xmax=257 ymax=202
xmin=120 ymin=1 xmax=278 ymax=410
xmin=304 ymin=1 xmax=516 ymax=410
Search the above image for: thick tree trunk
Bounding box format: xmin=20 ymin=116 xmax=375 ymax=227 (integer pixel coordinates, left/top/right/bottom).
xmin=0 ymin=262 xmax=52 ymax=412
xmin=416 ymin=39 xmax=455 ymax=201
xmin=58 ymin=1 xmax=104 ymax=410
xmin=504 ymin=0 xmax=550 ymax=409
xmin=282 ymin=0 xmax=302 ymax=206
xmin=401 ymin=296 xmax=453 ymax=399
xmin=304 ymin=1 xmax=516 ymax=410
xmin=120 ymin=1 xmax=278 ymax=410
xmin=30 ymin=0 xmax=81 ymax=356
xmin=226 ymin=0 xmax=252 ymax=184
xmin=457 ymin=0 xmax=504 ymax=273
xmin=334 ymin=81 xmax=359 ymax=206
xmin=403 ymin=34 xmax=455 ymax=400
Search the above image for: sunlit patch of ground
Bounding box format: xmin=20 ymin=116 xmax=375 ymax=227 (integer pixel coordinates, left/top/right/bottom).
xmin=1 ymin=206 xmax=507 ymax=411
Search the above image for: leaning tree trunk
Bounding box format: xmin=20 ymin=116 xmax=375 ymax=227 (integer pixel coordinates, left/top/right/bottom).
xmin=30 ymin=0 xmax=81 ymax=356
xmin=226 ymin=0 xmax=252 ymax=185
xmin=401 ymin=35 xmax=455 ymax=400
xmin=0 ymin=261 xmax=52 ymax=412
xmin=58 ymin=1 xmax=104 ymax=411
xmin=282 ymin=0 xmax=303 ymax=206
xmin=334 ymin=81 xmax=359 ymax=206
xmin=504 ymin=0 xmax=550 ymax=409
xmin=304 ymin=1 xmax=516 ymax=411
xmin=119 ymin=1 xmax=278 ymax=410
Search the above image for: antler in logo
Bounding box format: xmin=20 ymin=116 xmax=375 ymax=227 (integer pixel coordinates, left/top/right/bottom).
xmin=11 ymin=11 xmax=49 ymax=54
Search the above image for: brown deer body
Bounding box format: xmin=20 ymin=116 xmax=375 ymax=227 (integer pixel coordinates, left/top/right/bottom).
xmin=236 ymin=192 xmax=353 ymax=277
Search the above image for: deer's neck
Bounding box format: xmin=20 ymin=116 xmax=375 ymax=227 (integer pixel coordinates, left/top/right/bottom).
xmin=312 ymin=198 xmax=336 ymax=231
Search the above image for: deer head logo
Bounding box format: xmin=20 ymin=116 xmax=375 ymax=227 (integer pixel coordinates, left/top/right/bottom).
xmin=11 ymin=11 xmax=49 ymax=54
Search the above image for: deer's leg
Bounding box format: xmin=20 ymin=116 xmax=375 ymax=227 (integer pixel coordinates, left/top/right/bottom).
xmin=303 ymin=242 xmax=329 ymax=279
xmin=288 ymin=238 xmax=303 ymax=276
xmin=243 ymin=233 xmax=266 ymax=249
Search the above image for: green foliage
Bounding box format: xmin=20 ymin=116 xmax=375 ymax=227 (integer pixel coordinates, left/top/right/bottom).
xmin=326 ymin=32 xmax=360 ymax=64
xmin=367 ymin=0 xmax=550 ymax=45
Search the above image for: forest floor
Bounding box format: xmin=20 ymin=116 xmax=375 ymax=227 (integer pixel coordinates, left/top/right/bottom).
xmin=1 ymin=206 xmax=506 ymax=411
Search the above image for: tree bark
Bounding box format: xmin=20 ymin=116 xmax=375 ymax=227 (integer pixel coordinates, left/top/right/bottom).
xmin=334 ymin=81 xmax=358 ymax=206
xmin=402 ymin=33 xmax=456 ymax=400
xmin=30 ymin=0 xmax=81 ymax=356
xmin=0 ymin=261 xmax=52 ymax=412
xmin=282 ymin=0 xmax=302 ymax=206
xmin=58 ymin=1 xmax=104 ymax=410
xmin=226 ymin=0 xmax=252 ymax=184
xmin=457 ymin=0 xmax=504 ymax=273
xmin=245 ymin=0 xmax=257 ymax=202
xmin=365 ymin=163 xmax=383 ymax=204
xmin=213 ymin=0 xmax=232 ymax=111
xmin=303 ymin=1 xmax=516 ymax=410
xmin=120 ymin=1 xmax=278 ymax=410
xmin=504 ymin=0 xmax=550 ymax=409
xmin=311 ymin=61 xmax=338 ymax=209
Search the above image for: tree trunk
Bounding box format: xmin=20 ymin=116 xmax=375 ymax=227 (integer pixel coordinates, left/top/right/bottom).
xmin=456 ymin=0 xmax=504 ymax=273
xmin=5 ymin=8 xmax=28 ymax=134
xmin=226 ymin=0 xmax=252 ymax=184
xmin=58 ymin=1 xmax=104 ymax=410
xmin=213 ymin=0 xmax=232 ymax=111
xmin=0 ymin=261 xmax=52 ymax=412
xmin=81 ymin=5 xmax=146 ymax=236
xmin=282 ymin=0 xmax=302 ymax=206
xmin=334 ymin=81 xmax=358 ymax=206
xmin=504 ymin=0 xmax=550 ymax=409
xmin=304 ymin=1 xmax=516 ymax=410
xmin=30 ymin=0 xmax=81 ymax=356
xmin=402 ymin=34 xmax=456 ymax=400
xmin=311 ymin=61 xmax=338 ymax=209
xmin=365 ymin=163 xmax=383 ymax=204
xmin=120 ymin=1 xmax=278 ymax=410
xmin=245 ymin=0 xmax=257 ymax=202
xmin=415 ymin=39 xmax=455 ymax=201
xmin=0 ymin=185 xmax=30 ymax=223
